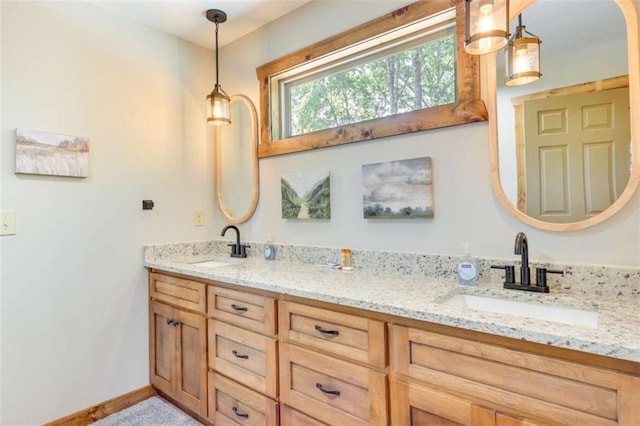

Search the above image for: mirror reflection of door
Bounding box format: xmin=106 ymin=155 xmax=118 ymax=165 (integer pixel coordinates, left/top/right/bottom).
xmin=494 ymin=0 xmax=634 ymax=229
xmin=515 ymin=80 xmax=630 ymax=222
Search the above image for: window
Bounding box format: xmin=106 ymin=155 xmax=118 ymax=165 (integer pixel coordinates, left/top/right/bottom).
xmin=256 ymin=1 xmax=487 ymax=158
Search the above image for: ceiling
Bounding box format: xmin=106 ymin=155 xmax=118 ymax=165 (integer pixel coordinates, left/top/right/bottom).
xmin=91 ymin=0 xmax=626 ymax=55
xmin=90 ymin=0 xmax=313 ymax=50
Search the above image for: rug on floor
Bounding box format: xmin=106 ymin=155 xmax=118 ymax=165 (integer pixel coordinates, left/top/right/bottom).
xmin=92 ymin=396 xmax=201 ymax=426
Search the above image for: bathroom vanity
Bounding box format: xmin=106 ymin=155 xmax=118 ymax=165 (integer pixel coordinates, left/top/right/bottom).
xmin=144 ymin=243 xmax=639 ymax=425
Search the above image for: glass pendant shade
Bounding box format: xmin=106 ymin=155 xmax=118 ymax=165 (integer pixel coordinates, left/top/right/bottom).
xmin=505 ymin=15 xmax=541 ymax=86
xmin=207 ymin=85 xmax=231 ymax=126
xmin=465 ymin=0 xmax=509 ymax=55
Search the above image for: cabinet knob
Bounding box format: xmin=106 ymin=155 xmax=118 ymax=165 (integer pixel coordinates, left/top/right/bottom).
xmin=315 ymin=382 xmax=340 ymax=396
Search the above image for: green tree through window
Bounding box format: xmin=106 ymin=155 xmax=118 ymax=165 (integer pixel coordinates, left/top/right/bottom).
xmin=287 ymin=33 xmax=456 ymax=137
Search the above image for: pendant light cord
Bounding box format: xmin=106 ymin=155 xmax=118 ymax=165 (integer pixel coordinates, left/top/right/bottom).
xmin=215 ymin=19 xmax=220 ymax=88
xmin=515 ymin=14 xmax=524 ymax=38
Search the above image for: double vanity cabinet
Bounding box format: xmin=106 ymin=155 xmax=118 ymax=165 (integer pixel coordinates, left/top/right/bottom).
xmin=148 ymin=270 xmax=639 ymax=425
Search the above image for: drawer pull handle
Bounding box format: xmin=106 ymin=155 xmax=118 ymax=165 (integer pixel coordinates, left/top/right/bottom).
xmin=314 ymin=325 xmax=339 ymax=336
xmin=232 ymin=406 xmax=249 ymax=418
xmin=316 ymin=382 xmax=340 ymax=396
xmin=232 ymin=350 xmax=249 ymax=359
xmin=231 ymin=304 xmax=248 ymax=312
xmin=166 ymin=319 xmax=179 ymax=327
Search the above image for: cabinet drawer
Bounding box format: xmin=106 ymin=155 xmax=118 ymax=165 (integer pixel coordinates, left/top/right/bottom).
xmin=280 ymin=406 xmax=326 ymax=426
xmin=208 ymin=372 xmax=278 ymax=425
xmin=279 ymin=301 xmax=385 ymax=368
xmin=208 ymin=286 xmax=276 ymax=336
xmin=149 ymin=273 xmax=206 ymax=313
xmin=209 ymin=320 xmax=278 ymax=398
xmin=390 ymin=325 xmax=634 ymax=426
xmin=279 ymin=343 xmax=387 ymax=426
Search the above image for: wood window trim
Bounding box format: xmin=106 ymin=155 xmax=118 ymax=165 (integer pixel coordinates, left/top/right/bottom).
xmin=255 ymin=0 xmax=488 ymax=158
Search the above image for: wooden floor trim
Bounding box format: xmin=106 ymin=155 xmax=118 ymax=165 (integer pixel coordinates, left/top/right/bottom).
xmin=44 ymin=385 xmax=157 ymax=426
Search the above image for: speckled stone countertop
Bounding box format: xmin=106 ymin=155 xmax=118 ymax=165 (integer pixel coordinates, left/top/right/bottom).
xmin=144 ymin=241 xmax=640 ymax=363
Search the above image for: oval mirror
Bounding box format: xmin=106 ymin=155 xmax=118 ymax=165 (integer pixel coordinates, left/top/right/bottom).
xmin=216 ymin=94 xmax=259 ymax=224
xmin=488 ymin=0 xmax=640 ymax=231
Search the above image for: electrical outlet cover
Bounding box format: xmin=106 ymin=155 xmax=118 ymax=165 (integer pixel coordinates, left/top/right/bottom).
xmin=194 ymin=209 xmax=205 ymax=226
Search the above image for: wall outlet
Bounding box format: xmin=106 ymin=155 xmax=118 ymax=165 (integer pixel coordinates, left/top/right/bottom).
xmin=194 ymin=209 xmax=205 ymax=227
xmin=0 ymin=210 xmax=16 ymax=236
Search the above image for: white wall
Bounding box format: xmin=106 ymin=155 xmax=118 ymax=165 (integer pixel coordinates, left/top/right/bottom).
xmin=1 ymin=2 xmax=217 ymax=423
xmin=218 ymin=0 xmax=640 ymax=267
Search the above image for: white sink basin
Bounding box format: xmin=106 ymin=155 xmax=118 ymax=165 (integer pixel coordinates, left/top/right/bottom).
xmin=443 ymin=294 xmax=598 ymax=328
xmin=189 ymin=260 xmax=232 ymax=268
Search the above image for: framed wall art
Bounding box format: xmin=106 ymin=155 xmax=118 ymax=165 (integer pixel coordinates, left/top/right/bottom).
xmin=281 ymin=170 xmax=331 ymax=219
xmin=362 ymin=156 xmax=434 ymax=219
xmin=15 ymin=129 xmax=90 ymax=178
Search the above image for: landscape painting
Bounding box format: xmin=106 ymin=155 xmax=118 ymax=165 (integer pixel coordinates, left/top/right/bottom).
xmin=362 ymin=156 xmax=433 ymax=219
xmin=15 ymin=129 xmax=90 ymax=178
xmin=281 ymin=170 xmax=331 ymax=219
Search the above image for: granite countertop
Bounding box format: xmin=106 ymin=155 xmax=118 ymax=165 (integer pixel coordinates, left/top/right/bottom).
xmin=144 ymin=254 xmax=640 ymax=363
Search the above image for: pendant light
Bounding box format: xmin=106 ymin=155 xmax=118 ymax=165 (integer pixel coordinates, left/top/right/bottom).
xmin=464 ymin=0 xmax=509 ymax=55
xmin=206 ymin=9 xmax=231 ymax=126
xmin=505 ymin=14 xmax=541 ymax=86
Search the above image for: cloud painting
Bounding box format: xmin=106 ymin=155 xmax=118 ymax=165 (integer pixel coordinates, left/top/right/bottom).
xmin=362 ymin=157 xmax=433 ymax=218
xmin=281 ymin=170 xmax=331 ymax=219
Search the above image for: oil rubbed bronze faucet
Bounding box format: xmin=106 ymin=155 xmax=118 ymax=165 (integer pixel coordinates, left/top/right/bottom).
xmin=491 ymin=232 xmax=563 ymax=293
xmin=514 ymin=231 xmax=530 ymax=286
xmin=221 ymin=225 xmax=249 ymax=258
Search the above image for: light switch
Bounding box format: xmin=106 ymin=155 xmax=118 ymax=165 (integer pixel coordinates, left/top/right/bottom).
xmin=0 ymin=210 xmax=16 ymax=236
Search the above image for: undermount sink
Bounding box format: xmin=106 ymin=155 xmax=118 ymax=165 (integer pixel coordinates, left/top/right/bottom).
xmin=188 ymin=259 xmax=233 ymax=268
xmin=443 ymin=294 xmax=599 ymax=328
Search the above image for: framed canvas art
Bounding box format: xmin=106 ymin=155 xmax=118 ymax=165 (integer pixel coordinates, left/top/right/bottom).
xmin=281 ymin=170 xmax=331 ymax=219
xmin=15 ymin=129 xmax=90 ymax=178
xmin=362 ymin=157 xmax=433 ymax=218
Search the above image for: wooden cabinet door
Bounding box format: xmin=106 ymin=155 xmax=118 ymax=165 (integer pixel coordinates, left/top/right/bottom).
xmin=496 ymin=413 xmax=545 ymax=426
xmin=390 ymin=379 xmax=495 ymax=426
xmin=175 ymin=308 xmax=208 ymax=417
xmin=149 ymin=301 xmax=176 ymax=397
xmin=149 ymin=301 xmax=207 ymax=418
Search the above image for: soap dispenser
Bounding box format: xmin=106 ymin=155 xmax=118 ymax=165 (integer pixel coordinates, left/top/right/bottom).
xmin=456 ymin=243 xmax=479 ymax=286
xmin=264 ymin=233 xmax=276 ymax=261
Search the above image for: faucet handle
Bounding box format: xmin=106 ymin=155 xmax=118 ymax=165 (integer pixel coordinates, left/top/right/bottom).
xmin=535 ymin=267 xmax=564 ymax=288
xmin=239 ymin=244 xmax=250 ymax=258
xmin=491 ymin=265 xmax=515 ymax=285
xmin=227 ymin=243 xmax=239 ymax=256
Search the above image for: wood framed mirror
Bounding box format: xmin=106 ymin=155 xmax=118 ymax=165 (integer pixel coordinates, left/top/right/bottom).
xmin=216 ymin=94 xmax=259 ymax=224
xmin=487 ymin=0 xmax=640 ymax=231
